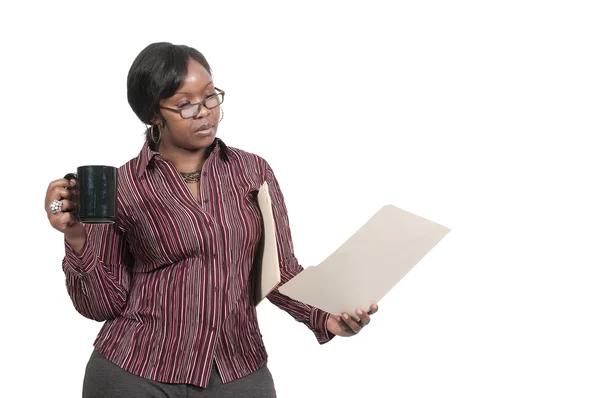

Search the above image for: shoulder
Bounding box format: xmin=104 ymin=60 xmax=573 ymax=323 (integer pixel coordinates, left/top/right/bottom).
xmin=115 ymin=142 xmax=154 ymax=180
xmin=219 ymin=144 xmax=283 ymax=189
xmin=112 ymin=152 xmax=147 ymax=192
xmin=117 ymin=156 xmax=140 ymax=178
xmin=223 ymin=145 xmax=272 ymax=173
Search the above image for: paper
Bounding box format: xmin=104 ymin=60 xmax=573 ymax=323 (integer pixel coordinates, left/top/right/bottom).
xmin=253 ymin=182 xmax=281 ymax=305
xmin=278 ymin=205 xmax=450 ymax=319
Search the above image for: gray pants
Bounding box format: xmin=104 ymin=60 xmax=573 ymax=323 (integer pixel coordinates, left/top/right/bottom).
xmin=83 ymin=349 xmax=277 ymax=397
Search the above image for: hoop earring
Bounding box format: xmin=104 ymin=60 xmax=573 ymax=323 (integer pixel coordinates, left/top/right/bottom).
xmin=219 ymin=108 xmax=225 ymax=122
xmin=150 ymin=123 xmax=162 ymax=145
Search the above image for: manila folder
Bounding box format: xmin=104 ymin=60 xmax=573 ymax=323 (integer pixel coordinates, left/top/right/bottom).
xmin=278 ymin=205 xmax=450 ymax=318
xmin=253 ymin=181 xmax=281 ymax=306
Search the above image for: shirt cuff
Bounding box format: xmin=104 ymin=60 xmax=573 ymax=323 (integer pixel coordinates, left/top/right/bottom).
xmin=63 ymin=231 xmax=98 ymax=275
xmin=309 ymin=307 xmax=336 ymax=344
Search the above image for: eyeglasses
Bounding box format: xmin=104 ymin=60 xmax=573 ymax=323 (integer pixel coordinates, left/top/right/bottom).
xmin=160 ymin=88 xmax=225 ymax=119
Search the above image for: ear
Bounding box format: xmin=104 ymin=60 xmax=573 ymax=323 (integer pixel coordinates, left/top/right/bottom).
xmin=151 ymin=115 xmax=163 ymax=127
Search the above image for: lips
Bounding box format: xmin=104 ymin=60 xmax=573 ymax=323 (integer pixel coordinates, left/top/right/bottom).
xmin=193 ymin=123 xmax=213 ymax=137
xmin=195 ymin=123 xmax=212 ymax=133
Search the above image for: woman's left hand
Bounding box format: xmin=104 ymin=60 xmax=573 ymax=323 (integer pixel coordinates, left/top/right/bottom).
xmin=326 ymin=304 xmax=379 ymax=337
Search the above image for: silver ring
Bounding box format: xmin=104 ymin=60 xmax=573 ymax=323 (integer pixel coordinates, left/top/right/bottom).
xmin=50 ymin=199 xmax=62 ymax=214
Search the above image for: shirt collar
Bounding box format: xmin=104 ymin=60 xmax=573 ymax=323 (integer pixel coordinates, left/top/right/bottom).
xmin=135 ymin=139 xmax=222 ymax=178
xmin=135 ymin=141 xmax=160 ymax=178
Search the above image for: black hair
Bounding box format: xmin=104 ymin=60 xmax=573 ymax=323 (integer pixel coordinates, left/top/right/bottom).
xmin=127 ymin=42 xmax=228 ymax=160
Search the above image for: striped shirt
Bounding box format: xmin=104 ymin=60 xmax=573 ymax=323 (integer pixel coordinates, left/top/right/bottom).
xmin=62 ymin=139 xmax=334 ymax=388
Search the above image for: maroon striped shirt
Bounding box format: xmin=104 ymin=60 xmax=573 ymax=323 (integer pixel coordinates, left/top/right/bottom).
xmin=62 ymin=139 xmax=334 ymax=388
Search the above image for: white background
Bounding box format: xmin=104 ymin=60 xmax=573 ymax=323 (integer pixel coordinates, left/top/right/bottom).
xmin=1 ymin=1 xmax=599 ymax=397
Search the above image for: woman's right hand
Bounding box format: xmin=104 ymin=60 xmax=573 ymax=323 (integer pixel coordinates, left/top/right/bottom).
xmin=45 ymin=177 xmax=85 ymax=245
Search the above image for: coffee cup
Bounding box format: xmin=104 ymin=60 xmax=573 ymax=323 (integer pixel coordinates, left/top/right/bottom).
xmin=64 ymin=165 xmax=117 ymax=224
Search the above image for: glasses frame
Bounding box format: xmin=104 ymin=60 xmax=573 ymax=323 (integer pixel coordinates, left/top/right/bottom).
xmin=160 ymin=88 xmax=225 ymax=119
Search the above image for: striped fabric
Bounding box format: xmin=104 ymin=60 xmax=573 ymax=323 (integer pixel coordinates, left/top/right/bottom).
xmin=62 ymin=139 xmax=334 ymax=388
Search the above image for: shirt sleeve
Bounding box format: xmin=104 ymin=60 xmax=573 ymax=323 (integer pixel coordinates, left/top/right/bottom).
xmin=62 ymin=222 xmax=131 ymax=322
xmin=263 ymin=162 xmax=335 ymax=344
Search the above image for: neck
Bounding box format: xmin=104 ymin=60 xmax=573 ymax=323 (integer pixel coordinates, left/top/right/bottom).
xmin=158 ymin=143 xmax=208 ymax=173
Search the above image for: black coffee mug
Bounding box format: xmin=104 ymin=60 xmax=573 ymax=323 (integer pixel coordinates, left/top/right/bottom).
xmin=64 ymin=165 xmax=117 ymax=224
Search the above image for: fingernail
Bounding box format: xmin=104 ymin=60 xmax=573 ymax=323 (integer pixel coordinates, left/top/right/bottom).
xmin=342 ymin=313 xmax=349 ymax=320
xmin=356 ymin=310 xmax=363 ymax=315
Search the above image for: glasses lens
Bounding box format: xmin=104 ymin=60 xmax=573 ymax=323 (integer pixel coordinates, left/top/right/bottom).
xmin=181 ymin=104 xmax=200 ymax=118
xmin=205 ymin=94 xmax=223 ymax=109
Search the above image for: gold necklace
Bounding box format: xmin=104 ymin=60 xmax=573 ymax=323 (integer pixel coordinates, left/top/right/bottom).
xmin=180 ymin=169 xmax=202 ymax=183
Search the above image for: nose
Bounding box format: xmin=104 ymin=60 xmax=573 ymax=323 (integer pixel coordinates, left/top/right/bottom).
xmin=193 ymin=103 xmax=211 ymax=119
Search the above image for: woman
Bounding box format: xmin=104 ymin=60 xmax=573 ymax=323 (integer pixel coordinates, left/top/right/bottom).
xmin=44 ymin=42 xmax=378 ymax=397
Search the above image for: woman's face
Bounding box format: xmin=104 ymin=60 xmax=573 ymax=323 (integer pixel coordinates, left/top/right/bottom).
xmin=156 ymin=59 xmax=220 ymax=152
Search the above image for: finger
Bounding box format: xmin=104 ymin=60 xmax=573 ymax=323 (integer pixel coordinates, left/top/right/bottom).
xmin=64 ymin=212 xmax=81 ymax=227
xmin=368 ymin=303 xmax=379 ymax=315
xmin=342 ymin=313 xmax=362 ymax=334
xmin=57 ymin=199 xmax=76 ymax=213
xmin=50 ymin=186 xmax=73 ymax=203
xmin=46 ymin=195 xmax=67 ymax=216
xmin=47 ymin=178 xmax=75 ymax=192
xmin=356 ymin=309 xmax=371 ymax=326
xmin=54 ymin=212 xmax=76 ymax=231
xmin=46 ymin=198 xmax=77 ymax=219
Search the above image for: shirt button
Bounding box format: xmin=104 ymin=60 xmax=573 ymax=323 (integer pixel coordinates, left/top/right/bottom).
xmin=212 ymin=253 xmax=217 ymax=259
xmin=203 ymin=172 xmax=208 ymax=177
xmin=214 ymin=287 xmax=219 ymax=292
xmin=211 ymin=326 xmax=217 ymax=332
xmin=203 ymin=198 xmax=209 ymax=204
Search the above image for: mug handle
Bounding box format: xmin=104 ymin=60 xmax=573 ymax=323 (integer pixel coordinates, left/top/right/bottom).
xmin=64 ymin=173 xmax=79 ymax=219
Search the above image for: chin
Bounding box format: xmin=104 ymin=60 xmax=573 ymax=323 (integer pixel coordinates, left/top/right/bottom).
xmin=191 ymin=133 xmax=216 ymax=148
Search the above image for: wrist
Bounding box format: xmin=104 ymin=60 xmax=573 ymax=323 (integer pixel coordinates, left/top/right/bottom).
xmin=65 ymin=231 xmax=86 ymax=254
xmin=326 ymin=314 xmax=335 ymax=333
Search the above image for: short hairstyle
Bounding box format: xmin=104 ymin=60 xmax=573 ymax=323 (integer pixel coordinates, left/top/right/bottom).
xmin=127 ymin=42 xmax=212 ymax=147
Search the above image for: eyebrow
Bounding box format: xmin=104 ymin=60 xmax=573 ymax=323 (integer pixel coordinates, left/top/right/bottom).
xmin=174 ymin=81 xmax=215 ymax=96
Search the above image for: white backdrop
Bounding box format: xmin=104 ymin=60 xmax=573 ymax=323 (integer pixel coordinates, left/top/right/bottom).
xmin=1 ymin=1 xmax=599 ymax=397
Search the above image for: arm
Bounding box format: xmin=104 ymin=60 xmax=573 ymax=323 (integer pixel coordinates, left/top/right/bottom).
xmin=263 ymin=162 xmax=335 ymax=344
xmin=62 ymin=222 xmax=131 ymax=322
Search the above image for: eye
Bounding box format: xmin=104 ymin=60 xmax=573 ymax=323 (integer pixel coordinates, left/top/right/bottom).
xmin=176 ymin=101 xmax=191 ymax=108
